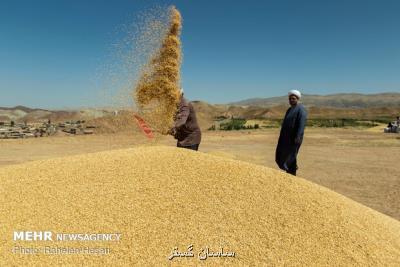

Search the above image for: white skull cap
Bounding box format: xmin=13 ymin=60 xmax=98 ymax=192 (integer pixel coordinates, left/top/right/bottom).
xmin=288 ymin=90 xmax=301 ymax=99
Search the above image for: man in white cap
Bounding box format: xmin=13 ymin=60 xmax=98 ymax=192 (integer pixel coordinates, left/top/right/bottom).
xmin=275 ymin=90 xmax=307 ymax=176
xmin=169 ymin=88 xmax=202 ymax=150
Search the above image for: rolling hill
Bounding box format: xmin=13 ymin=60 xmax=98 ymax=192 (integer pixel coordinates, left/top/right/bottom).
xmin=230 ymin=93 xmax=400 ymax=108
xmin=1 ymin=92 xmax=399 ymax=131
xmin=0 ymin=106 xmax=113 ymax=123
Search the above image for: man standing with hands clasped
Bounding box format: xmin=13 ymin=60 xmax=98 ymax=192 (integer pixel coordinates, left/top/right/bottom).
xmin=275 ymin=90 xmax=307 ymax=176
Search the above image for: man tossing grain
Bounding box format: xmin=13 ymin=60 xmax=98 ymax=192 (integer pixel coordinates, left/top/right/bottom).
xmin=275 ymin=90 xmax=307 ymax=176
xmin=169 ymin=89 xmax=201 ymax=150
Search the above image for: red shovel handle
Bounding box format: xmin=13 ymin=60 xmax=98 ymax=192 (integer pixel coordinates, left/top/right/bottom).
xmin=133 ymin=114 xmax=154 ymax=139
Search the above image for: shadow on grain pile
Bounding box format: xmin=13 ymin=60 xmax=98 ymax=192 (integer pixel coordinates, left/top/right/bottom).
xmin=1 ymin=146 xmax=400 ymax=266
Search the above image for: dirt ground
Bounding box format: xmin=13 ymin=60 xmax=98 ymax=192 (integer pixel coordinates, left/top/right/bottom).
xmin=1 ymin=127 xmax=399 ymax=221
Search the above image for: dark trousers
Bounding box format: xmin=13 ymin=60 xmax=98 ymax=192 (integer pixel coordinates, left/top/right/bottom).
xmin=177 ymin=143 xmax=199 ymax=151
xmin=287 ymin=158 xmax=297 ymax=176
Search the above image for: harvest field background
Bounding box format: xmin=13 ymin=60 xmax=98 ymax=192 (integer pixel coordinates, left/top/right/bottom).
xmin=1 ymin=127 xmax=399 ymax=221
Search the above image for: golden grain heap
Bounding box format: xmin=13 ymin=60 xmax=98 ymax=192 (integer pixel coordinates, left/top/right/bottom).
xmin=1 ymin=146 xmax=400 ymax=266
xmin=134 ymin=6 xmax=182 ymax=134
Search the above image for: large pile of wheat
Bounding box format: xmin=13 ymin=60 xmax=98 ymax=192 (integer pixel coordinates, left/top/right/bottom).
xmin=1 ymin=146 xmax=400 ymax=266
xmin=134 ymin=6 xmax=182 ymax=135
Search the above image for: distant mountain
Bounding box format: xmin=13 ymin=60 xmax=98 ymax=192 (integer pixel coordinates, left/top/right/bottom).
xmin=0 ymin=105 xmax=49 ymax=113
xmin=0 ymin=106 xmax=111 ymax=123
xmin=1 ymin=97 xmax=399 ymax=131
xmin=229 ymin=93 xmax=400 ymax=108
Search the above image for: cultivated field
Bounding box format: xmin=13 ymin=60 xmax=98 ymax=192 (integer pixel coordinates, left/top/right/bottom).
xmin=1 ymin=127 xmax=399 ymax=221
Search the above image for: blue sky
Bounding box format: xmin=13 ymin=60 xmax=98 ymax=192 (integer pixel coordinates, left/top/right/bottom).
xmin=0 ymin=0 xmax=399 ymax=108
